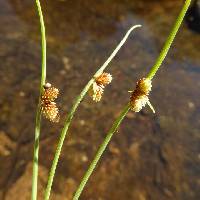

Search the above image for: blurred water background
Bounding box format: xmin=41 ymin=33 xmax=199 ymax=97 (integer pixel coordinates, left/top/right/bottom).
xmin=0 ymin=0 xmax=200 ymax=199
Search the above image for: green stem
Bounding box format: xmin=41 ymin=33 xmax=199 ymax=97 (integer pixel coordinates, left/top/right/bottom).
xmin=147 ymin=0 xmax=191 ymax=80
xmin=44 ymin=25 xmax=141 ymax=200
xmin=32 ymin=0 xmax=46 ymax=200
xmin=73 ymin=104 xmax=130 ymax=200
xmin=73 ymin=0 xmax=191 ymax=199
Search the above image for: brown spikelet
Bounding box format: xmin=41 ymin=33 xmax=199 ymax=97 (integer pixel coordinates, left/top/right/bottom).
xmin=95 ymin=72 xmax=112 ymax=86
xmin=136 ymin=78 xmax=152 ymax=95
xmin=89 ymin=72 xmax=112 ymax=102
xmin=41 ymin=87 xmax=59 ymax=102
xmin=130 ymin=78 xmax=154 ymax=112
xmin=89 ymin=82 xmax=104 ymax=102
xmin=41 ymin=102 xmax=59 ymax=122
xmin=41 ymin=83 xmax=60 ymax=122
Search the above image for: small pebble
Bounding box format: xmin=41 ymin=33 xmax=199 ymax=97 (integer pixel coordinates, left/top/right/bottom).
xmin=188 ymin=101 xmax=195 ymax=109
xmin=19 ymin=91 xmax=25 ymax=97
xmin=79 ymin=120 xmax=85 ymax=126
xmin=81 ymin=155 xmax=88 ymax=162
xmin=60 ymin=69 xmax=66 ymax=75
xmin=62 ymin=56 xmax=71 ymax=70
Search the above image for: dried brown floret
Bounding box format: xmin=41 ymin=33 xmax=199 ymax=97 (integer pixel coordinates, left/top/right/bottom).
xmin=41 ymin=102 xmax=60 ymax=122
xmin=136 ymin=78 xmax=152 ymax=95
xmin=89 ymin=72 xmax=112 ymax=102
xmin=42 ymin=86 xmax=59 ymax=102
xmin=95 ymin=72 xmax=112 ymax=86
xmin=130 ymin=78 xmax=154 ymax=113
xmin=89 ymin=82 xmax=104 ymax=102
xmin=41 ymin=83 xmax=60 ymax=122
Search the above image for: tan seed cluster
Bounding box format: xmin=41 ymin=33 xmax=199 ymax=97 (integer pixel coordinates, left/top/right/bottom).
xmin=89 ymin=72 xmax=112 ymax=102
xmin=130 ymin=78 xmax=154 ymax=112
xmin=41 ymin=83 xmax=60 ymax=122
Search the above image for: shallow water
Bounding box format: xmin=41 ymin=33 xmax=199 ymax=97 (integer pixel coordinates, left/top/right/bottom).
xmin=0 ymin=0 xmax=200 ymax=200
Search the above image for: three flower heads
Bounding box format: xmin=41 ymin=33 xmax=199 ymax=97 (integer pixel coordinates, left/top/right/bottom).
xmin=40 ymin=74 xmax=154 ymax=123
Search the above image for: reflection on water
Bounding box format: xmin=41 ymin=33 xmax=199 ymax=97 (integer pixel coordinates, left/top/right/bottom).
xmin=0 ymin=0 xmax=200 ymax=199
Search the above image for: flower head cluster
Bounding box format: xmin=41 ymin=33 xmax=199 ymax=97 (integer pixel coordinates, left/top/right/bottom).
xmin=89 ymin=72 xmax=112 ymax=102
xmin=130 ymin=78 xmax=154 ymax=113
xmin=41 ymin=83 xmax=60 ymax=122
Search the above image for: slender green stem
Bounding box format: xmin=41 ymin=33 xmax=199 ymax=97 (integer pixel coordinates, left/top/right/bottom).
xmin=73 ymin=1 xmax=191 ymax=199
xmin=44 ymin=25 xmax=141 ymax=200
xmin=32 ymin=0 xmax=46 ymax=200
xmin=73 ymin=104 xmax=130 ymax=200
xmin=147 ymin=0 xmax=191 ymax=80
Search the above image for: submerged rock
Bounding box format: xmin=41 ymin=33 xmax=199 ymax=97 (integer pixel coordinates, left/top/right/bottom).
xmin=186 ymin=0 xmax=200 ymax=33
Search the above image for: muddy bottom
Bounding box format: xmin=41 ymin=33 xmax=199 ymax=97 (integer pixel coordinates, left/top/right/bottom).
xmin=0 ymin=0 xmax=200 ymax=200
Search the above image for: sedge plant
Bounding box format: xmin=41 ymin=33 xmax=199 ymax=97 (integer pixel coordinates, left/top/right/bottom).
xmin=32 ymin=0 xmax=141 ymax=199
xmin=44 ymin=25 xmax=142 ymax=200
xmin=32 ymin=0 xmax=46 ymax=200
xmin=72 ymin=0 xmax=192 ymax=199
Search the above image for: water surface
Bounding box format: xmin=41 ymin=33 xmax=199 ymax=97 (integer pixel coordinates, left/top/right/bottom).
xmin=0 ymin=0 xmax=200 ymax=199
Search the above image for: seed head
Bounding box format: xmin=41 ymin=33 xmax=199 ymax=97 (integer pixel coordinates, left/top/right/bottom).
xmin=41 ymin=83 xmax=60 ymax=123
xmin=136 ymin=78 xmax=152 ymax=95
xmin=130 ymin=78 xmax=154 ymax=113
xmin=41 ymin=102 xmax=60 ymax=122
xmin=89 ymin=82 xmax=104 ymax=102
xmin=42 ymin=87 xmax=59 ymax=102
xmin=130 ymin=95 xmax=149 ymax=112
xmin=89 ymin=72 xmax=112 ymax=102
xmin=95 ymin=72 xmax=112 ymax=86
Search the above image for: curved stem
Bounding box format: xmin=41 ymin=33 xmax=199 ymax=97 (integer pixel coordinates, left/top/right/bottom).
xmin=147 ymin=0 xmax=191 ymax=80
xmin=32 ymin=0 xmax=46 ymax=200
xmin=73 ymin=0 xmax=191 ymax=199
xmin=73 ymin=104 xmax=130 ymax=200
xmin=44 ymin=25 xmax=141 ymax=200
